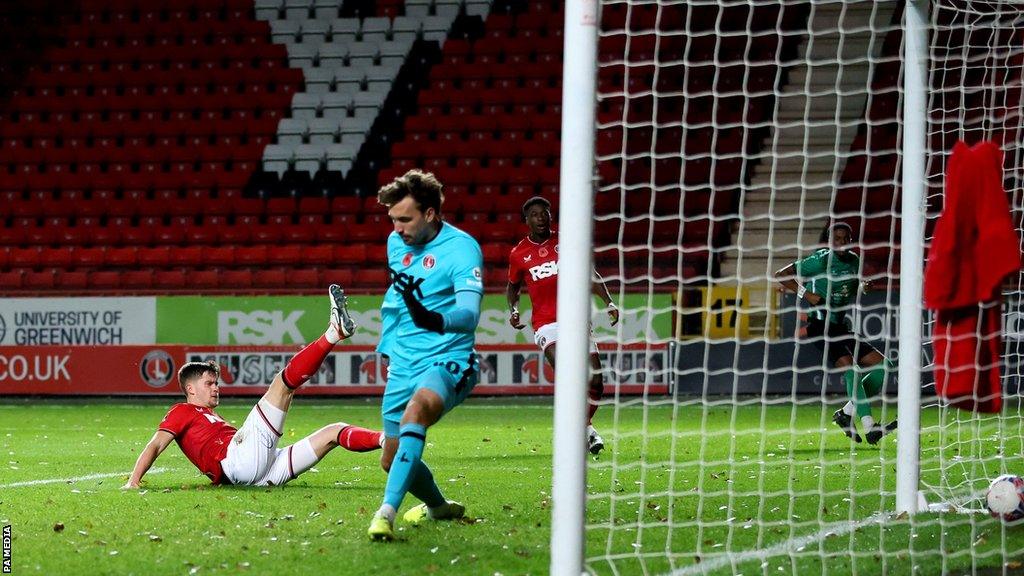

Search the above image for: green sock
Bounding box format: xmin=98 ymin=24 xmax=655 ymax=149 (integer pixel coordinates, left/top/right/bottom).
xmin=860 ymin=359 xmax=894 ymax=397
xmin=843 ymin=369 xmax=872 ymax=419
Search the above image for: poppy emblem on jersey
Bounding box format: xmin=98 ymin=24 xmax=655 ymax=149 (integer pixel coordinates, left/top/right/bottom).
xmin=423 ymin=254 xmax=436 ymax=269
xmin=402 ymin=252 xmax=413 ymax=267
xmin=140 ymin=349 xmax=175 ymax=389
xmin=538 ymin=248 xmax=548 ymax=257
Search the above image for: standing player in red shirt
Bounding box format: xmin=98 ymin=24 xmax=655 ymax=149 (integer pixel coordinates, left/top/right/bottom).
xmin=123 ymin=285 xmax=383 ymax=488
xmin=506 ymin=196 xmax=619 ymax=455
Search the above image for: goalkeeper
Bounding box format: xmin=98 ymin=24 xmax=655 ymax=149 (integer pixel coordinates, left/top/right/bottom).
xmin=775 ymin=222 xmax=897 ymax=445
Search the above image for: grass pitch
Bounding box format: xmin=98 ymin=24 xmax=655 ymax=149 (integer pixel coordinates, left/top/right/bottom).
xmin=1 ymin=398 xmax=1022 ymax=575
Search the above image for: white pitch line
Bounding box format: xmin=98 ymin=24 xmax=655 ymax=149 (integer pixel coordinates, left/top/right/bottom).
xmin=0 ymin=467 xmax=170 ymax=489
xmin=668 ymin=512 xmax=888 ymax=576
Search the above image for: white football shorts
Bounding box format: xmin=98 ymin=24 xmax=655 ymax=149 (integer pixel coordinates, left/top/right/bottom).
xmin=533 ymin=322 xmax=599 ymax=354
xmin=219 ymin=400 xmax=315 ymax=487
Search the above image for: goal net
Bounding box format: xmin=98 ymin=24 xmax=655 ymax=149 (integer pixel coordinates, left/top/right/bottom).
xmin=920 ymin=0 xmax=1024 ymax=518
xmin=562 ymin=0 xmax=1024 ymax=574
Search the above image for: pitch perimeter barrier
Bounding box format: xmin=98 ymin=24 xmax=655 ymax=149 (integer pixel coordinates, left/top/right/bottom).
xmin=0 ymin=344 xmax=670 ymax=396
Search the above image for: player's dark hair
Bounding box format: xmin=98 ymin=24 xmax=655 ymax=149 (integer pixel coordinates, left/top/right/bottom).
xmin=521 ymin=196 xmax=551 ymax=222
xmin=819 ymin=221 xmax=855 ymax=245
xmin=377 ymin=169 xmax=444 ymax=214
xmin=177 ymin=360 xmax=220 ymax=396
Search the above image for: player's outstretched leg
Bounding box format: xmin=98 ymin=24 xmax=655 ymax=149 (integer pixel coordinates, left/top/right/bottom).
xmin=329 ymin=284 xmax=357 ymax=339
xmin=281 ymin=285 xmax=357 ymax=390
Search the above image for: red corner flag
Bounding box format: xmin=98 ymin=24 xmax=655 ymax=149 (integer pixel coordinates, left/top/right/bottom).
xmin=924 ymin=140 xmax=1021 ymax=413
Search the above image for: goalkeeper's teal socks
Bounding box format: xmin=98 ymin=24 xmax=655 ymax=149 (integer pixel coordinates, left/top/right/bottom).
xmin=383 ymin=423 xmax=427 ymax=510
xmin=408 ymin=460 xmax=446 ymax=509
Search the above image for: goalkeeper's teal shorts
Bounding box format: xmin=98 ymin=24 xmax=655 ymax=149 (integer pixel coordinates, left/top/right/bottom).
xmin=381 ymin=354 xmax=478 ymax=438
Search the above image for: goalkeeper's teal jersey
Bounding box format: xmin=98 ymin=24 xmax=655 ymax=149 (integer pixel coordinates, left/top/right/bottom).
xmin=381 ymin=222 xmax=484 ymax=372
xmin=795 ymin=248 xmax=860 ymax=324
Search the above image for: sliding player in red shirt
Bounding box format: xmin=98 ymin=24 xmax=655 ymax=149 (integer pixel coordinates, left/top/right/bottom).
xmin=123 ymin=285 xmax=383 ymax=488
xmin=507 ymin=196 xmax=619 ymax=455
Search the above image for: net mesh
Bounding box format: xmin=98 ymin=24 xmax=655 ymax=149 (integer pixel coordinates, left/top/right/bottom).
xmin=585 ymin=0 xmax=1024 ymax=574
xmin=919 ymin=0 xmax=1024 ymax=513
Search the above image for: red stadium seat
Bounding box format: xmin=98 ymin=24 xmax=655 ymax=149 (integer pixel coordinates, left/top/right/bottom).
xmin=0 ymin=271 xmax=24 ymax=290
xmin=354 ymin=267 xmax=388 ymax=288
xmin=236 ymin=245 xmax=269 ymax=267
xmin=60 ymin=270 xmax=90 ymax=290
xmin=267 ymin=244 xmax=304 ymax=267
xmin=335 ymin=245 xmax=368 ymax=265
xmin=204 ymin=246 xmax=236 ymax=267
xmin=122 ymin=270 xmax=154 ymax=290
xmin=88 ymin=270 xmax=121 ymax=289
xmin=254 ymin=268 xmax=288 ymax=288
xmin=154 ymin=269 xmax=188 ymax=289
xmin=220 ymin=269 xmax=253 ymax=289
xmin=321 ymin=268 xmax=355 ymax=287
xmin=24 ymin=269 xmax=58 ymax=290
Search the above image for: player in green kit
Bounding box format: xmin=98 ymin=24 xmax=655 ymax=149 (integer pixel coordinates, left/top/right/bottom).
xmin=776 ymin=222 xmax=897 ymax=445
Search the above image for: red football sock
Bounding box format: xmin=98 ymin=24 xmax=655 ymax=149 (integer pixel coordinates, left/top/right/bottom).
xmin=587 ymin=397 xmax=600 ymax=425
xmin=282 ymin=334 xmax=334 ymax=389
xmin=587 ymin=386 xmax=602 ymax=425
xmin=337 ymin=425 xmax=383 ymax=452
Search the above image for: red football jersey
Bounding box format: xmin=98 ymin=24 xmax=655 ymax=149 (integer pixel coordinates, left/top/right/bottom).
xmin=508 ymin=232 xmax=560 ymax=331
xmin=158 ymin=403 xmax=236 ymax=484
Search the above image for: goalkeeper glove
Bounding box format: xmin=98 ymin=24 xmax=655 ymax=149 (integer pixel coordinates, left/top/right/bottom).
xmin=393 ymin=275 xmax=445 ymax=334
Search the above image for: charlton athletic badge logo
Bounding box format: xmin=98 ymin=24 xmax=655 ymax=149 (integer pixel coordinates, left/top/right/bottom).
xmin=538 ymin=248 xmax=548 ymax=257
xmin=402 ymin=253 xmax=413 ymax=267
xmin=423 ymin=254 xmax=436 ymax=269
xmin=140 ymin=350 xmax=175 ymax=389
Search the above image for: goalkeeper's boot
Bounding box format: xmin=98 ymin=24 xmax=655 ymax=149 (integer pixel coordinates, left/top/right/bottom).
xmin=403 ymin=501 xmax=466 ymax=526
xmin=832 ymin=409 xmax=862 ymax=443
xmin=865 ymin=419 xmax=898 ymax=445
xmin=588 ymin=425 xmax=606 ymax=455
xmin=367 ymin=512 xmax=395 ymax=542
xmin=329 ymin=284 xmax=357 ymax=339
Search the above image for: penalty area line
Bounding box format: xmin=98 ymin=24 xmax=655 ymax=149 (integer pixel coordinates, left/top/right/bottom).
xmin=668 ymin=512 xmax=888 ymax=576
xmin=0 ymin=467 xmax=171 ymax=489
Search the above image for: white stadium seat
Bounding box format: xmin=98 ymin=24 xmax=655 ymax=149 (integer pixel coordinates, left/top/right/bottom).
xmin=317 ymin=43 xmax=348 ymax=68
xmin=308 ymin=118 xmax=339 ymax=145
xmin=303 ymin=67 xmax=335 ymax=94
xmin=313 ymin=0 xmax=342 ymax=19
xmin=286 ymin=43 xmax=317 ymax=68
xmin=299 ymin=20 xmax=329 ymax=45
xmin=330 ymin=18 xmax=360 ymax=36
xmin=321 ymin=93 xmax=353 ymax=119
xmin=293 ymin=144 xmax=325 ymax=175
xmin=284 ymin=0 xmax=313 ymax=20
xmin=291 ymin=92 xmax=321 ymax=121
xmin=276 ymin=118 xmax=307 ymax=146
xmin=262 ymin=144 xmax=293 ymax=176
xmin=270 ymin=19 xmax=300 ymax=43
xmin=254 ymin=0 xmax=282 ymax=20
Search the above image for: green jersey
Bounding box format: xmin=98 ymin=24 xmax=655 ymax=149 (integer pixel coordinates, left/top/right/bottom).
xmin=795 ymin=248 xmax=860 ymax=324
